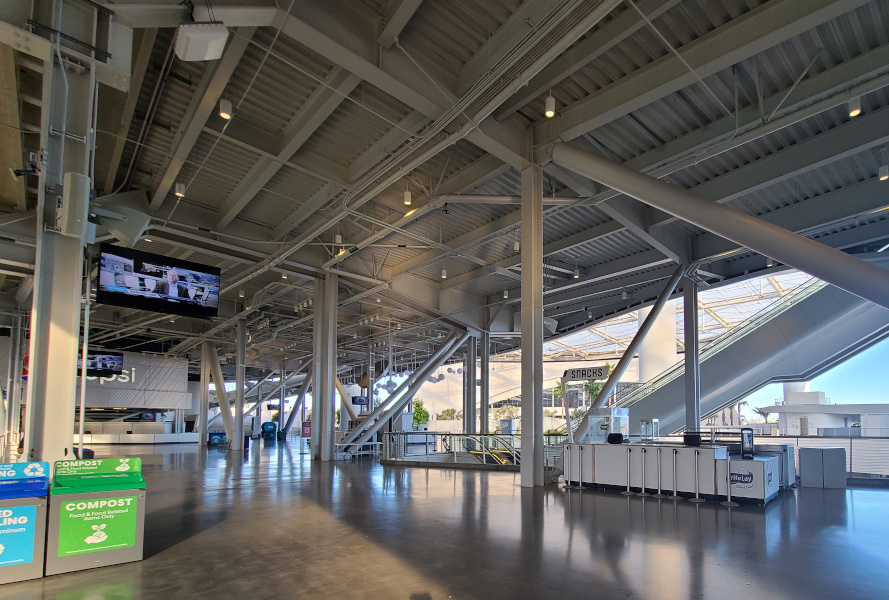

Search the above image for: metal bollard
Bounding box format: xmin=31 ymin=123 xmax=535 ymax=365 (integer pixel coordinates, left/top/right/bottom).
xmin=653 ymin=447 xmax=667 ymax=499
xmin=621 ymin=447 xmax=635 ymax=495
xmin=669 ymin=448 xmax=682 ymax=500
xmin=689 ymin=449 xmax=706 ymax=503
xmin=577 ymin=445 xmax=586 ymax=491
xmin=563 ymin=445 xmax=574 ymax=489
xmin=636 ymin=447 xmax=651 ymax=497
xmin=721 ymin=453 xmax=739 ymax=507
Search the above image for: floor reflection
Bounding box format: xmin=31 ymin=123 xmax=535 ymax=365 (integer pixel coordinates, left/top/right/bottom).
xmin=0 ymin=444 xmax=884 ymax=599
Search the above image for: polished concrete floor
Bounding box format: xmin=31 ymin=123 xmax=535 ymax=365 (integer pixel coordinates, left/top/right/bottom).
xmin=1 ymin=442 xmax=887 ymax=600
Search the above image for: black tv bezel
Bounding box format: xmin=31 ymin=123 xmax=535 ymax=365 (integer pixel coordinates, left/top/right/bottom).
xmin=95 ymin=243 xmax=222 ymax=320
xmin=80 ymin=350 xmax=124 ymax=377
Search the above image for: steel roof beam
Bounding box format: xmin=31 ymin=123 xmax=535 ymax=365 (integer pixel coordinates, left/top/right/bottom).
xmin=532 ymin=0 xmax=871 ymax=147
xmin=0 ymin=46 xmax=27 ymax=210
xmin=550 ymin=142 xmax=889 ymax=312
xmin=271 ymin=182 xmax=342 ymax=241
xmin=216 ymin=67 xmax=361 ymax=229
xmin=694 ymin=178 xmax=889 ymax=261
xmin=449 ymin=101 xmax=889 ymax=294
xmin=149 ymin=27 xmax=255 ymax=210
xmin=325 ymin=154 xmax=507 ymax=269
xmin=495 ymin=0 xmax=682 ymax=119
xmin=103 ymin=28 xmax=157 ymax=194
xmin=457 ymin=0 xmax=554 ymax=97
xmin=347 ymin=110 xmax=429 ymax=182
xmin=596 ymin=197 xmax=690 ymax=263
xmin=378 ymin=0 xmax=424 ymax=49
xmin=424 ymin=44 xmax=889 ymax=287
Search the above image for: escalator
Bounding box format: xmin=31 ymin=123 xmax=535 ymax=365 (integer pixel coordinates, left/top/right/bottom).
xmin=616 ymin=273 xmax=889 ymax=434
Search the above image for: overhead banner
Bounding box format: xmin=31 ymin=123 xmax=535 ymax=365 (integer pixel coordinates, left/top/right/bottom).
xmin=76 ymin=352 xmax=190 ymax=409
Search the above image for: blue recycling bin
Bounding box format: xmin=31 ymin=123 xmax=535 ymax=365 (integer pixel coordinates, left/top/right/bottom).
xmin=0 ymin=462 xmax=49 ymax=584
xmin=261 ymin=422 xmax=277 ymax=440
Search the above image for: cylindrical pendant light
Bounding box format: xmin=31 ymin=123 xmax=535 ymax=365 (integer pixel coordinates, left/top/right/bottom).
xmin=219 ymin=98 xmax=233 ymax=120
xmin=545 ymin=94 xmax=556 ymax=118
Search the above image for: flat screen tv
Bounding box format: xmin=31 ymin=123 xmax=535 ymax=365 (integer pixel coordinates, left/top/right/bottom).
xmin=96 ymin=243 xmax=221 ymax=319
xmin=78 ymin=351 xmax=124 ymax=377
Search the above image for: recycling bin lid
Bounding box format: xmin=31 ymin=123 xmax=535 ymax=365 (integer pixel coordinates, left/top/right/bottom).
xmin=0 ymin=462 xmax=50 ymax=499
xmin=51 ymin=458 xmax=145 ymax=495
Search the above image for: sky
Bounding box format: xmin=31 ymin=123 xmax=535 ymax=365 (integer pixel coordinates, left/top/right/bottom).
xmin=739 ymin=336 xmax=889 ymax=418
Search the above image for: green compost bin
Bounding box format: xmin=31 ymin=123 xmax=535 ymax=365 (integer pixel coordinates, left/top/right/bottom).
xmin=45 ymin=458 xmax=146 ymax=576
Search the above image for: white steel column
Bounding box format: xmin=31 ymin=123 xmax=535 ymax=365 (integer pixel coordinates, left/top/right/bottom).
xmin=4 ymin=317 xmax=23 ymax=460
xmin=520 ymin=159 xmax=545 ymax=488
xmin=337 ymin=378 xmax=358 ymax=422
xmin=311 ymin=278 xmax=323 ymax=459
xmin=367 ymin=340 xmax=375 ymax=413
xmin=279 ymin=363 xmax=287 ymax=438
xmin=684 ymin=277 xmax=701 ymax=431
xmin=480 ymin=330 xmax=490 ymax=434
xmin=638 ymin=300 xmax=678 ymax=382
xmin=466 ymin=338 xmax=478 ymax=434
xmin=319 ymin=273 xmax=338 ymax=461
xmin=198 ymin=342 xmax=210 ymax=445
xmin=283 ymin=367 xmax=313 ymax=433
xmin=23 ymin=3 xmax=96 ymax=462
xmin=232 ymin=319 xmax=246 ymax=450
xmin=206 ymin=343 xmax=236 ymax=443
xmin=591 ymin=266 xmax=684 ymax=410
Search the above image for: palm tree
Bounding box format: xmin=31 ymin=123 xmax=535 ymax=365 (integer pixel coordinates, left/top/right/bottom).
xmin=436 ymin=408 xmax=458 ymax=420
xmin=583 ymin=379 xmax=602 ymax=403
xmin=752 ymin=407 xmax=773 ymax=422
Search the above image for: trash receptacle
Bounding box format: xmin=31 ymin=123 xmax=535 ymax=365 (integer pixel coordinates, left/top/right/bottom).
xmin=0 ymin=462 xmax=49 ymax=584
xmin=45 ymin=458 xmax=146 ymax=576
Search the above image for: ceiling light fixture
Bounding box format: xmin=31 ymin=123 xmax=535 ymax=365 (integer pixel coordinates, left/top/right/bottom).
xmin=441 ymin=267 xmax=447 ymax=279
xmin=621 ymin=290 xmax=627 ymax=300
xmin=503 ymin=289 xmax=508 ymax=299
xmin=174 ymin=182 xmax=186 ymax=198
xmin=238 ymin=289 xmax=245 ymax=298
xmin=513 ymin=229 xmax=520 ymax=253
xmin=219 ymin=98 xmax=233 ymax=120
xmin=881 ymin=148 xmax=889 ymax=181
xmin=545 ymin=91 xmax=556 ymax=118
xmin=404 ymin=181 xmax=412 ymax=206
xmin=573 ymin=259 xmax=580 ymax=279
xmin=849 ymin=96 xmax=862 ymax=118
xmin=281 ymin=273 xmax=288 ymax=280
xmin=143 ymin=238 xmax=152 ymax=242
xmin=766 ymin=257 xmax=774 ymax=268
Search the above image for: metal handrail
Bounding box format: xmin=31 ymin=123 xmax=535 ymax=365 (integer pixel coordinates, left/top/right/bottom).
xmin=453 ymin=433 xmax=521 ymax=465
xmin=613 ymin=277 xmax=825 ymax=409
